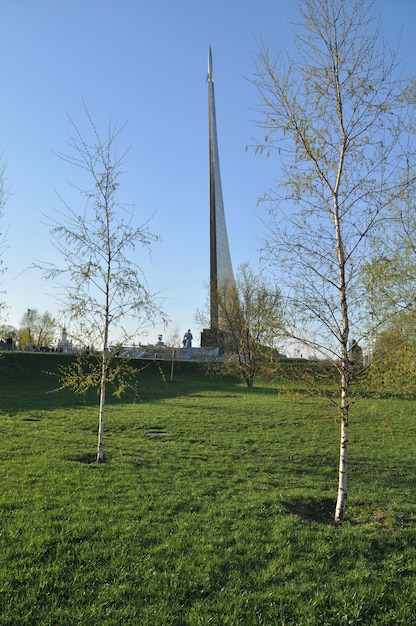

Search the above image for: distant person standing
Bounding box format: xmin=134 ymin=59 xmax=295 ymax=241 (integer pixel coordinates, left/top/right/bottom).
xmin=183 ymin=329 xmax=193 ymax=348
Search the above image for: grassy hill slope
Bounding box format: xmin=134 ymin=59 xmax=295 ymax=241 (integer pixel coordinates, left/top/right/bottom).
xmin=0 ymin=352 xmax=415 ymax=624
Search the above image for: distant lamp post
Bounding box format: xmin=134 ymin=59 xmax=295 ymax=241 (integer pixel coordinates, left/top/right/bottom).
xmin=27 ymin=308 xmax=32 ymax=347
xmin=171 ymin=349 xmax=176 ymax=382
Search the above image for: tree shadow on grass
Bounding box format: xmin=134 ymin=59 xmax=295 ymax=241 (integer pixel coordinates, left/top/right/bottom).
xmin=283 ymin=497 xmax=335 ymax=524
xmin=68 ymin=452 xmax=113 ymax=465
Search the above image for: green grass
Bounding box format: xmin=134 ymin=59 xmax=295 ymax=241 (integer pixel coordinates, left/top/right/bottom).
xmin=0 ymin=352 xmax=415 ymax=624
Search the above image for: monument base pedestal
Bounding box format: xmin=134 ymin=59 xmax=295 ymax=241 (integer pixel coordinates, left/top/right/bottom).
xmin=200 ymin=328 xmax=228 ymax=352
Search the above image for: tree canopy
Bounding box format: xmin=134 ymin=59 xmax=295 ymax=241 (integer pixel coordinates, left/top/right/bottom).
xmin=251 ymin=0 xmax=416 ymax=521
xmin=216 ymin=263 xmax=284 ymax=388
xmin=39 ymin=106 xmax=166 ymax=461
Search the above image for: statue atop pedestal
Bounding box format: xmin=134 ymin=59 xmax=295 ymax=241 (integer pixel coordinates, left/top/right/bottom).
xmin=183 ymin=329 xmax=193 ymax=349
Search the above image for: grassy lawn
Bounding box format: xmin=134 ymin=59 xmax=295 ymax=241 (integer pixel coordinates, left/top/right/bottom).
xmin=0 ymin=352 xmax=415 ymax=625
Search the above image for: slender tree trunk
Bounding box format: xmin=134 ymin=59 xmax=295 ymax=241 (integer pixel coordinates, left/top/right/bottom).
xmin=97 ymin=272 xmax=110 ymax=462
xmin=97 ymin=307 xmax=110 ymax=462
xmin=335 ymin=367 xmax=349 ymax=522
xmin=96 ymin=198 xmax=112 ymax=464
xmin=96 ymin=352 xmax=107 ymax=463
xmin=333 ymin=177 xmax=350 ymax=522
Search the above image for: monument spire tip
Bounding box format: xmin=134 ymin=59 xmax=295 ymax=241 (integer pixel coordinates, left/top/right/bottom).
xmin=207 ymin=45 xmax=213 ymax=82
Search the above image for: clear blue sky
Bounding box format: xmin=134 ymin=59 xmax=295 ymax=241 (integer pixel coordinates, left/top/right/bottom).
xmin=1 ymin=0 xmax=415 ymax=347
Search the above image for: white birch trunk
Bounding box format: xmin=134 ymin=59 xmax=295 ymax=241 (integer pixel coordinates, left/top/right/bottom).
xmin=335 ymin=417 xmax=348 ymax=522
xmin=96 ymin=279 xmax=110 ymax=463
xmin=96 ymin=355 xmax=107 ymax=463
xmin=96 ymin=203 xmax=111 ymax=463
xmin=334 ymin=372 xmax=349 ymax=522
xmin=331 ymin=96 xmax=350 ymax=521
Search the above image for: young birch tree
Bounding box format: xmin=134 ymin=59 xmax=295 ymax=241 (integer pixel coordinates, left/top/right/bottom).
xmin=216 ymin=263 xmax=284 ymax=388
xmin=19 ymin=308 xmax=57 ymax=348
xmin=41 ymin=108 xmax=165 ymax=462
xmin=251 ymin=0 xmax=416 ymax=521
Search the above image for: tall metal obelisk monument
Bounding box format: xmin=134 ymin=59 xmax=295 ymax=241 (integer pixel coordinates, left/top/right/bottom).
xmin=203 ymin=47 xmax=234 ymax=345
